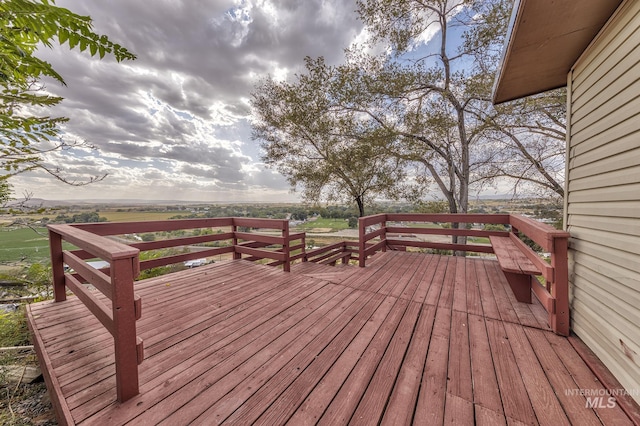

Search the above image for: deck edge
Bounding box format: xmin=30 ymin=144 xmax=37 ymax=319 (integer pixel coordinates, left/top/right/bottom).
xmin=568 ymin=334 xmax=640 ymax=425
xmin=26 ymin=302 xmax=76 ymax=426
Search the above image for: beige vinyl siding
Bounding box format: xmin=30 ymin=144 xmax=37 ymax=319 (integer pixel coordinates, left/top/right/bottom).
xmin=567 ymin=0 xmax=640 ymax=403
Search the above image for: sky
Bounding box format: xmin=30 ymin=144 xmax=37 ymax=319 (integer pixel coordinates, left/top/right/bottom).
xmin=12 ymin=0 xmax=372 ymax=202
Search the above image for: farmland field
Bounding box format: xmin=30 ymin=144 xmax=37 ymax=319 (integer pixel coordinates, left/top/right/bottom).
xmin=0 ymin=227 xmax=75 ymax=264
xmin=97 ymin=210 xmax=185 ymax=222
xmin=293 ymin=217 xmax=350 ymax=232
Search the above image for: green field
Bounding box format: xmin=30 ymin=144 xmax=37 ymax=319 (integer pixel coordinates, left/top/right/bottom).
xmin=293 ymin=218 xmax=351 ymax=232
xmin=97 ymin=210 xmax=185 ymax=222
xmin=0 ymin=227 xmax=75 ymax=264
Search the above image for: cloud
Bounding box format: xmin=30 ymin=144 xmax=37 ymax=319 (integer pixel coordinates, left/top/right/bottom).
xmin=11 ymin=0 xmax=364 ymax=202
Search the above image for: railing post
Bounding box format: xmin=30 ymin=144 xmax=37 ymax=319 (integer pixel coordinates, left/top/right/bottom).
xmin=341 ymin=242 xmax=348 ymax=265
xmin=48 ymin=229 xmax=66 ymax=302
xmin=283 ymin=222 xmax=290 ymax=272
xmin=232 ymin=222 xmax=241 ymax=260
xmin=551 ymin=236 xmax=570 ymax=336
xmin=381 ymin=218 xmax=387 ymax=252
xmin=301 ymin=234 xmax=307 ymax=262
xmin=359 ymin=218 xmax=366 ymax=267
xmin=111 ymin=255 xmax=140 ymax=402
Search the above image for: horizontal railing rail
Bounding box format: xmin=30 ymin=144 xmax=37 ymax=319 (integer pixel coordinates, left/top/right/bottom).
xmin=305 ymin=241 xmax=359 ymax=265
xmin=68 ymin=217 xmax=297 ymax=272
xmin=358 ymin=213 xmax=570 ymax=335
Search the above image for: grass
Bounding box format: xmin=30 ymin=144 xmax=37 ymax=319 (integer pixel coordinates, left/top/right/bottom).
xmin=293 ymin=218 xmax=351 ymax=232
xmin=0 ymin=310 xmax=30 ymax=348
xmin=97 ymin=210 xmax=184 ymax=222
xmin=468 ymin=236 xmax=491 ymax=244
xmin=0 ymin=309 xmax=54 ymax=426
xmin=0 ymin=227 xmax=76 ymax=264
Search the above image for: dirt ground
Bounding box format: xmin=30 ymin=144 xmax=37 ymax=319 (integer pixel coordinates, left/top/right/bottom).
xmin=1 ymin=376 xmax=56 ymax=425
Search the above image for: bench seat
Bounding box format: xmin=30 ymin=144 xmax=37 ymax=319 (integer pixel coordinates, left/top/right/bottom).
xmin=489 ymin=235 xmax=541 ymax=303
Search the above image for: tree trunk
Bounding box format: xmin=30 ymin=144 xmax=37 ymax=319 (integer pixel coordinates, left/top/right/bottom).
xmin=355 ymin=196 xmax=365 ymax=217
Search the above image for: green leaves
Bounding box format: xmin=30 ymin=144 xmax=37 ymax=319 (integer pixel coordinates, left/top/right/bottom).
xmin=1 ymin=0 xmax=135 ymax=185
xmin=251 ymin=58 xmax=406 ymax=216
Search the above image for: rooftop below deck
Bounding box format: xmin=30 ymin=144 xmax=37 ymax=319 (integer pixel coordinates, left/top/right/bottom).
xmin=27 ymin=251 xmax=640 ymax=425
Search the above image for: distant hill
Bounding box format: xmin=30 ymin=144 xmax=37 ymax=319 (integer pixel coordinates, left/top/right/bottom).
xmin=7 ymin=198 xmax=73 ymax=208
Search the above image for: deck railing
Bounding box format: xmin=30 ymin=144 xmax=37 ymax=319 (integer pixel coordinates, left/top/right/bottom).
xmin=48 ymin=224 xmax=142 ymax=403
xmin=46 ymin=213 xmax=571 ymax=403
xmin=48 ymin=217 xmax=300 ymax=402
xmin=358 ymin=213 xmax=570 ymax=335
xmin=304 ymin=241 xmax=359 ymax=265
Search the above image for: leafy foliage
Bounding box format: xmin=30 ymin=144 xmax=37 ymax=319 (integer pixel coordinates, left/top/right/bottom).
xmin=0 ymin=0 xmax=135 ymax=185
xmin=53 ymin=211 xmax=107 ymax=223
xmin=0 ymin=178 xmax=10 ymax=205
xmin=252 ymin=57 xmax=406 ymax=216
xmin=136 ymin=248 xmax=188 ymax=280
xmin=0 ymin=310 xmax=30 ymax=347
xmin=253 ymin=0 xmax=566 ymax=224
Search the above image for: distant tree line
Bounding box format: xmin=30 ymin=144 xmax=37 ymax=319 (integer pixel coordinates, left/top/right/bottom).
xmin=53 ymin=211 xmax=107 ymax=223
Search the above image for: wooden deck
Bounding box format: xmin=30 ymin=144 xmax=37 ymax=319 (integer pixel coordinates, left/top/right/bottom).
xmin=28 ymin=251 xmax=639 ymax=425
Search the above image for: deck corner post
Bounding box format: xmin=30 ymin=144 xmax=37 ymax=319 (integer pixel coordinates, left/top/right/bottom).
xmin=111 ymin=255 xmax=141 ymax=402
xmin=551 ymin=236 xmax=570 ymax=336
xmin=48 ymin=228 xmax=66 ymax=302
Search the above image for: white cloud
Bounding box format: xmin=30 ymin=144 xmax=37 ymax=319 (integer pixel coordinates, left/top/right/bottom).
xmin=10 ymin=0 xmax=364 ymax=202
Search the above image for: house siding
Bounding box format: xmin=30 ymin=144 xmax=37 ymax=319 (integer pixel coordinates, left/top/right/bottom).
xmin=568 ymin=0 xmax=640 ymax=403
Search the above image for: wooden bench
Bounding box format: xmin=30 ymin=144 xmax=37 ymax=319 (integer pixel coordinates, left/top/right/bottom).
xmin=489 ymin=234 xmax=541 ymax=304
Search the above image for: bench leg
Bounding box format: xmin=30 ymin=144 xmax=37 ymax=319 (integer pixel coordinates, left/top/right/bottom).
xmin=503 ymin=272 xmax=532 ymax=304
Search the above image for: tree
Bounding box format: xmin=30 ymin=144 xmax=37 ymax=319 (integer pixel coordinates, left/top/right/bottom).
xmin=1 ymin=0 xmax=135 ymax=188
xmin=458 ymin=0 xmax=566 ymax=198
xmin=0 ymin=178 xmax=10 ymax=205
xmin=477 ymin=91 xmax=566 ymax=197
xmin=351 ymin=0 xmax=502 ymax=215
xmin=251 ymin=57 xmax=406 ymax=217
xmin=352 ymin=0 xmax=566 ymax=210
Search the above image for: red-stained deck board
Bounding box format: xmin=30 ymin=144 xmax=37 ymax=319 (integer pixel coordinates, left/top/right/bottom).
xmin=468 ymin=313 xmax=504 ymax=415
xmin=396 ymin=253 xmax=436 ymax=302
xmin=444 ymin=393 xmax=475 ymax=425
xmin=554 ymin=334 xmax=636 ymax=425
xmin=475 ymin=257 xmax=502 ymax=321
xmin=182 ymin=289 xmax=384 ymax=425
xmin=503 ymin=322 xmax=570 ymax=424
xmin=465 ymin=258 xmax=484 ymax=316
xmin=484 ymin=317 xmax=537 ymax=424
xmin=348 ymin=301 xmax=423 ymax=425
xmin=379 ymin=303 xmax=436 ymax=425
xmin=413 ymin=302 xmax=452 ymax=425
xmin=452 ymin=256 xmax=468 ymax=312
xmin=484 ymin=260 xmax=521 ymax=325
xmin=288 ymin=295 xmax=399 ymax=425
xmin=525 ymin=327 xmax=631 ymax=425
xmin=26 ymin=251 xmax=640 ymax=425
xmin=447 ymin=310 xmax=473 ymax=402
xmin=242 ymin=294 xmax=389 ymax=426
xmin=423 ymin=254 xmax=449 ymax=306
xmin=71 ymin=275 xmax=332 ymax=417
xmin=92 ymin=280 xmax=347 ymax=425
xmin=316 ymin=297 xmax=412 ymax=425
xmin=382 ymin=252 xmax=423 ymax=298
